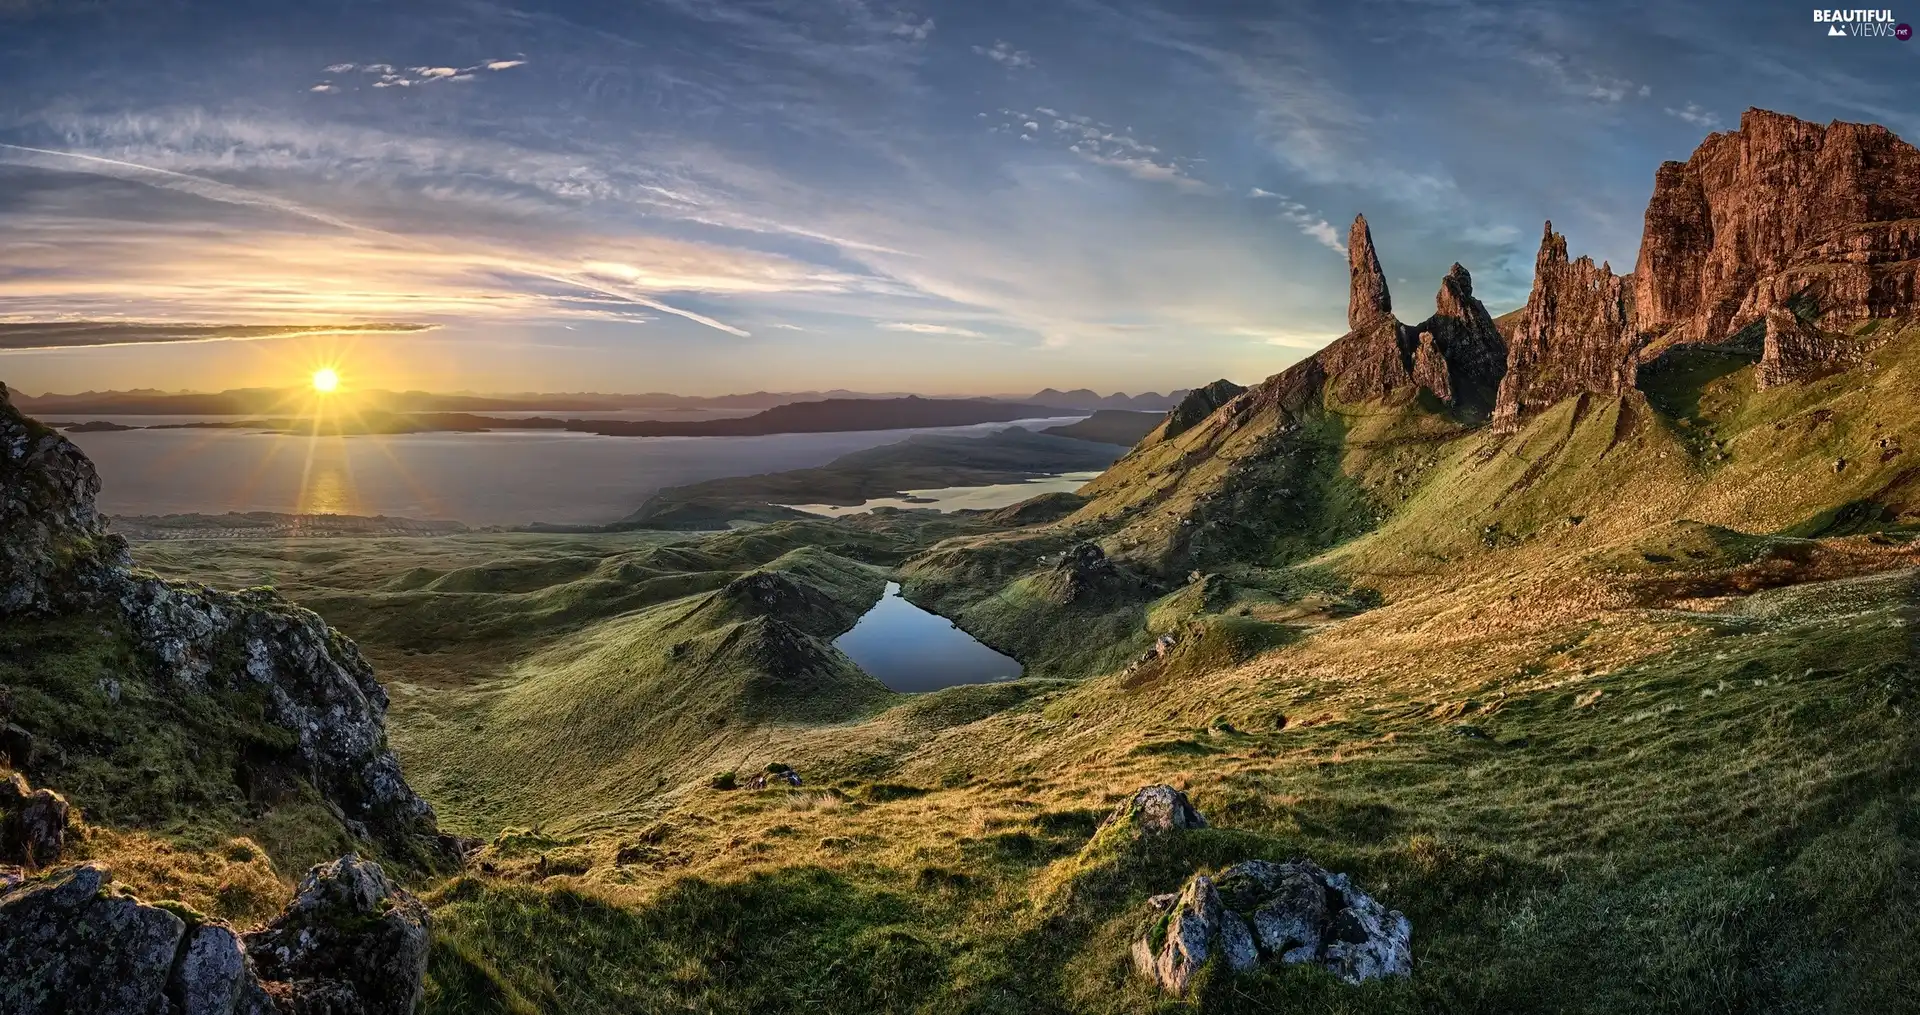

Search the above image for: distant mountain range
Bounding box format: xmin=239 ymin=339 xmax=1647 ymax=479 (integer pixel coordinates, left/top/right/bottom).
xmin=45 ymin=396 xmax=1087 ymax=439
xmin=1014 ymin=388 xmax=1189 ymax=411
xmin=15 ymin=386 xmax=1191 ymax=415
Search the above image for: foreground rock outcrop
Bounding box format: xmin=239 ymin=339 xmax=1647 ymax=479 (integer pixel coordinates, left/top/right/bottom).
xmin=0 ymin=383 xmax=446 ymax=861
xmin=244 ymin=855 xmax=432 ymax=1015
xmin=0 ymin=773 xmax=68 ymax=869
xmin=0 ymin=856 xmax=427 ymax=1015
xmin=1133 ymin=859 xmax=1412 ymax=994
xmin=1099 ymin=784 xmax=1208 ymax=836
xmin=0 ymin=382 xmax=131 ymax=616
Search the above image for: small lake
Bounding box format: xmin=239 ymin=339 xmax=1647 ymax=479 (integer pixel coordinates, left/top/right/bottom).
xmin=786 ymin=471 xmax=1102 ymax=518
xmin=835 ymin=583 xmax=1022 ymax=692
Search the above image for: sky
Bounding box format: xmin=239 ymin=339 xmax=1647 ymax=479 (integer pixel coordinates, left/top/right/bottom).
xmin=0 ymin=0 xmax=1916 ymax=397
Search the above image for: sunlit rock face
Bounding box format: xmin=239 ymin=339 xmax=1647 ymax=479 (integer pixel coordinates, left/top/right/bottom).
xmin=1492 ymin=223 xmax=1639 ymax=432
xmin=1632 ymin=107 xmax=1920 ymax=344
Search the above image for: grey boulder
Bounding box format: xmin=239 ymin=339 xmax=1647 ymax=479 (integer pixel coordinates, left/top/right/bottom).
xmin=244 ymin=855 xmax=430 ymax=1015
xmin=1099 ymin=784 xmax=1208 ymax=837
xmin=1133 ymin=859 xmax=1412 ymax=994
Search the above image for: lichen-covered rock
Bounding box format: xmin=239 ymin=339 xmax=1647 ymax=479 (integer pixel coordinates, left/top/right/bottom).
xmin=1133 ymin=859 xmax=1411 ymax=994
xmin=0 ymin=865 xmax=186 ymax=1015
xmin=0 ymin=384 xmax=446 ymax=863
xmin=173 ymin=924 xmax=279 ymax=1015
xmin=0 ymin=382 xmax=131 ymax=617
xmin=1131 ymin=874 xmax=1254 ymax=994
xmin=1100 ymin=784 xmax=1207 ymax=836
xmin=0 ymin=772 xmax=68 ymax=868
xmin=113 ymin=578 xmax=440 ymax=855
xmin=243 ymin=855 xmax=430 ymax=1015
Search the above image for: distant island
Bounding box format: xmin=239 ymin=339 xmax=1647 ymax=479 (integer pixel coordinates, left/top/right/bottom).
xmin=615 ymin=425 xmax=1126 ymax=529
xmin=1040 ymin=409 xmax=1163 ymax=446
xmin=15 ymin=385 xmax=1189 ymax=416
xmin=51 ymin=396 xmax=1090 ymax=439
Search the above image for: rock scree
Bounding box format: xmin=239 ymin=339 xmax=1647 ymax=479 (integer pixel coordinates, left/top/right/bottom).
xmin=1132 ymin=859 xmax=1412 ymax=994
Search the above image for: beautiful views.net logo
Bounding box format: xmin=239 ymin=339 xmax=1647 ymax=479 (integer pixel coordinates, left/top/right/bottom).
xmin=1814 ymin=8 xmax=1913 ymax=38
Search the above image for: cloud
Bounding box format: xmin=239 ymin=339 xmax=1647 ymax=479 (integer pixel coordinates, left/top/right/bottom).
xmin=880 ymin=322 xmax=989 ymax=338
xmin=314 ymin=58 xmax=522 ymax=91
xmin=1665 ymin=102 xmax=1722 ymax=129
xmin=996 ymin=107 xmax=1211 ymax=193
xmin=973 ymin=41 xmax=1033 ymax=69
xmin=1519 ymin=51 xmax=1645 ymax=104
xmin=1224 ymin=326 xmax=1342 ymax=350
xmin=1243 ymin=188 xmax=1345 ymax=255
xmin=891 ymin=18 xmax=933 ymax=42
xmin=0 ymin=321 xmax=436 ymax=352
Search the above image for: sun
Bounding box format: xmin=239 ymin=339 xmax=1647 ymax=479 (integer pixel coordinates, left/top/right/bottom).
xmin=311 ymin=368 xmax=340 ymax=393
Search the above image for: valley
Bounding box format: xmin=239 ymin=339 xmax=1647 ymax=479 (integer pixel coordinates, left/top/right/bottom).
xmin=5 ymin=107 xmax=1920 ymax=1014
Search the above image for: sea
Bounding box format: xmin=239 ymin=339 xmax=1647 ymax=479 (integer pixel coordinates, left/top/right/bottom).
xmin=63 ymin=414 xmax=1091 ymax=527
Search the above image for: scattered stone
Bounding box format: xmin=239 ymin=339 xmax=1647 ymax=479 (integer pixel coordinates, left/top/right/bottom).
xmin=244 ymin=855 xmax=431 ymax=1015
xmin=0 ymin=772 xmax=68 ymax=868
xmin=1133 ymin=859 xmax=1412 ymax=994
xmin=1099 ymin=784 xmax=1207 ymax=837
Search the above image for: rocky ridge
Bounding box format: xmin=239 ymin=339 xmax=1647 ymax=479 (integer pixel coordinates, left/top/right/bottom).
xmin=0 ymin=381 xmax=447 ymax=861
xmin=1316 ymin=216 xmax=1510 ymax=417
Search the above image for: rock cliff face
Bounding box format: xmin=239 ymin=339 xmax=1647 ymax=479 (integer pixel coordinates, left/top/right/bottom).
xmin=1633 ymin=108 xmax=1920 ymax=344
xmin=0 ymin=382 xmax=130 ymax=615
xmin=1492 ymin=223 xmax=1639 ymax=431
xmin=1481 ymin=109 xmax=1920 ymax=429
xmin=0 ymin=382 xmax=447 ymax=861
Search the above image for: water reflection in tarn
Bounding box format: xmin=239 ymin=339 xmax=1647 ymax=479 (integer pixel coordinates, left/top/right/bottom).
xmin=834 ymin=582 xmax=1022 ymax=692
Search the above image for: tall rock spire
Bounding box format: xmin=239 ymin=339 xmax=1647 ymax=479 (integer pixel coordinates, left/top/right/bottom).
xmin=1491 ymin=222 xmax=1639 ymax=432
xmin=1347 ymin=214 xmax=1392 ymax=331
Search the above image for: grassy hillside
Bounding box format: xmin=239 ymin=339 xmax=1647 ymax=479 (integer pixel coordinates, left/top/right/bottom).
xmin=91 ymin=320 xmax=1920 ymax=1013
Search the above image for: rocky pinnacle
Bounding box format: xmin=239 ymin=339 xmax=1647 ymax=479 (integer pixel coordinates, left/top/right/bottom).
xmin=1348 ymin=214 xmax=1392 ymax=331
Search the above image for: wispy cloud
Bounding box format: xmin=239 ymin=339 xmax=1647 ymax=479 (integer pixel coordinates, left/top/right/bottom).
xmin=311 ymin=58 xmax=525 ymax=92
xmin=1519 ymin=51 xmax=1648 ymax=103
xmin=880 ymin=322 xmax=988 ymax=337
xmin=0 ymin=321 xmax=436 ymax=352
xmin=1664 ymin=102 xmax=1722 ymax=129
xmin=972 ymin=40 xmax=1033 ymax=69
